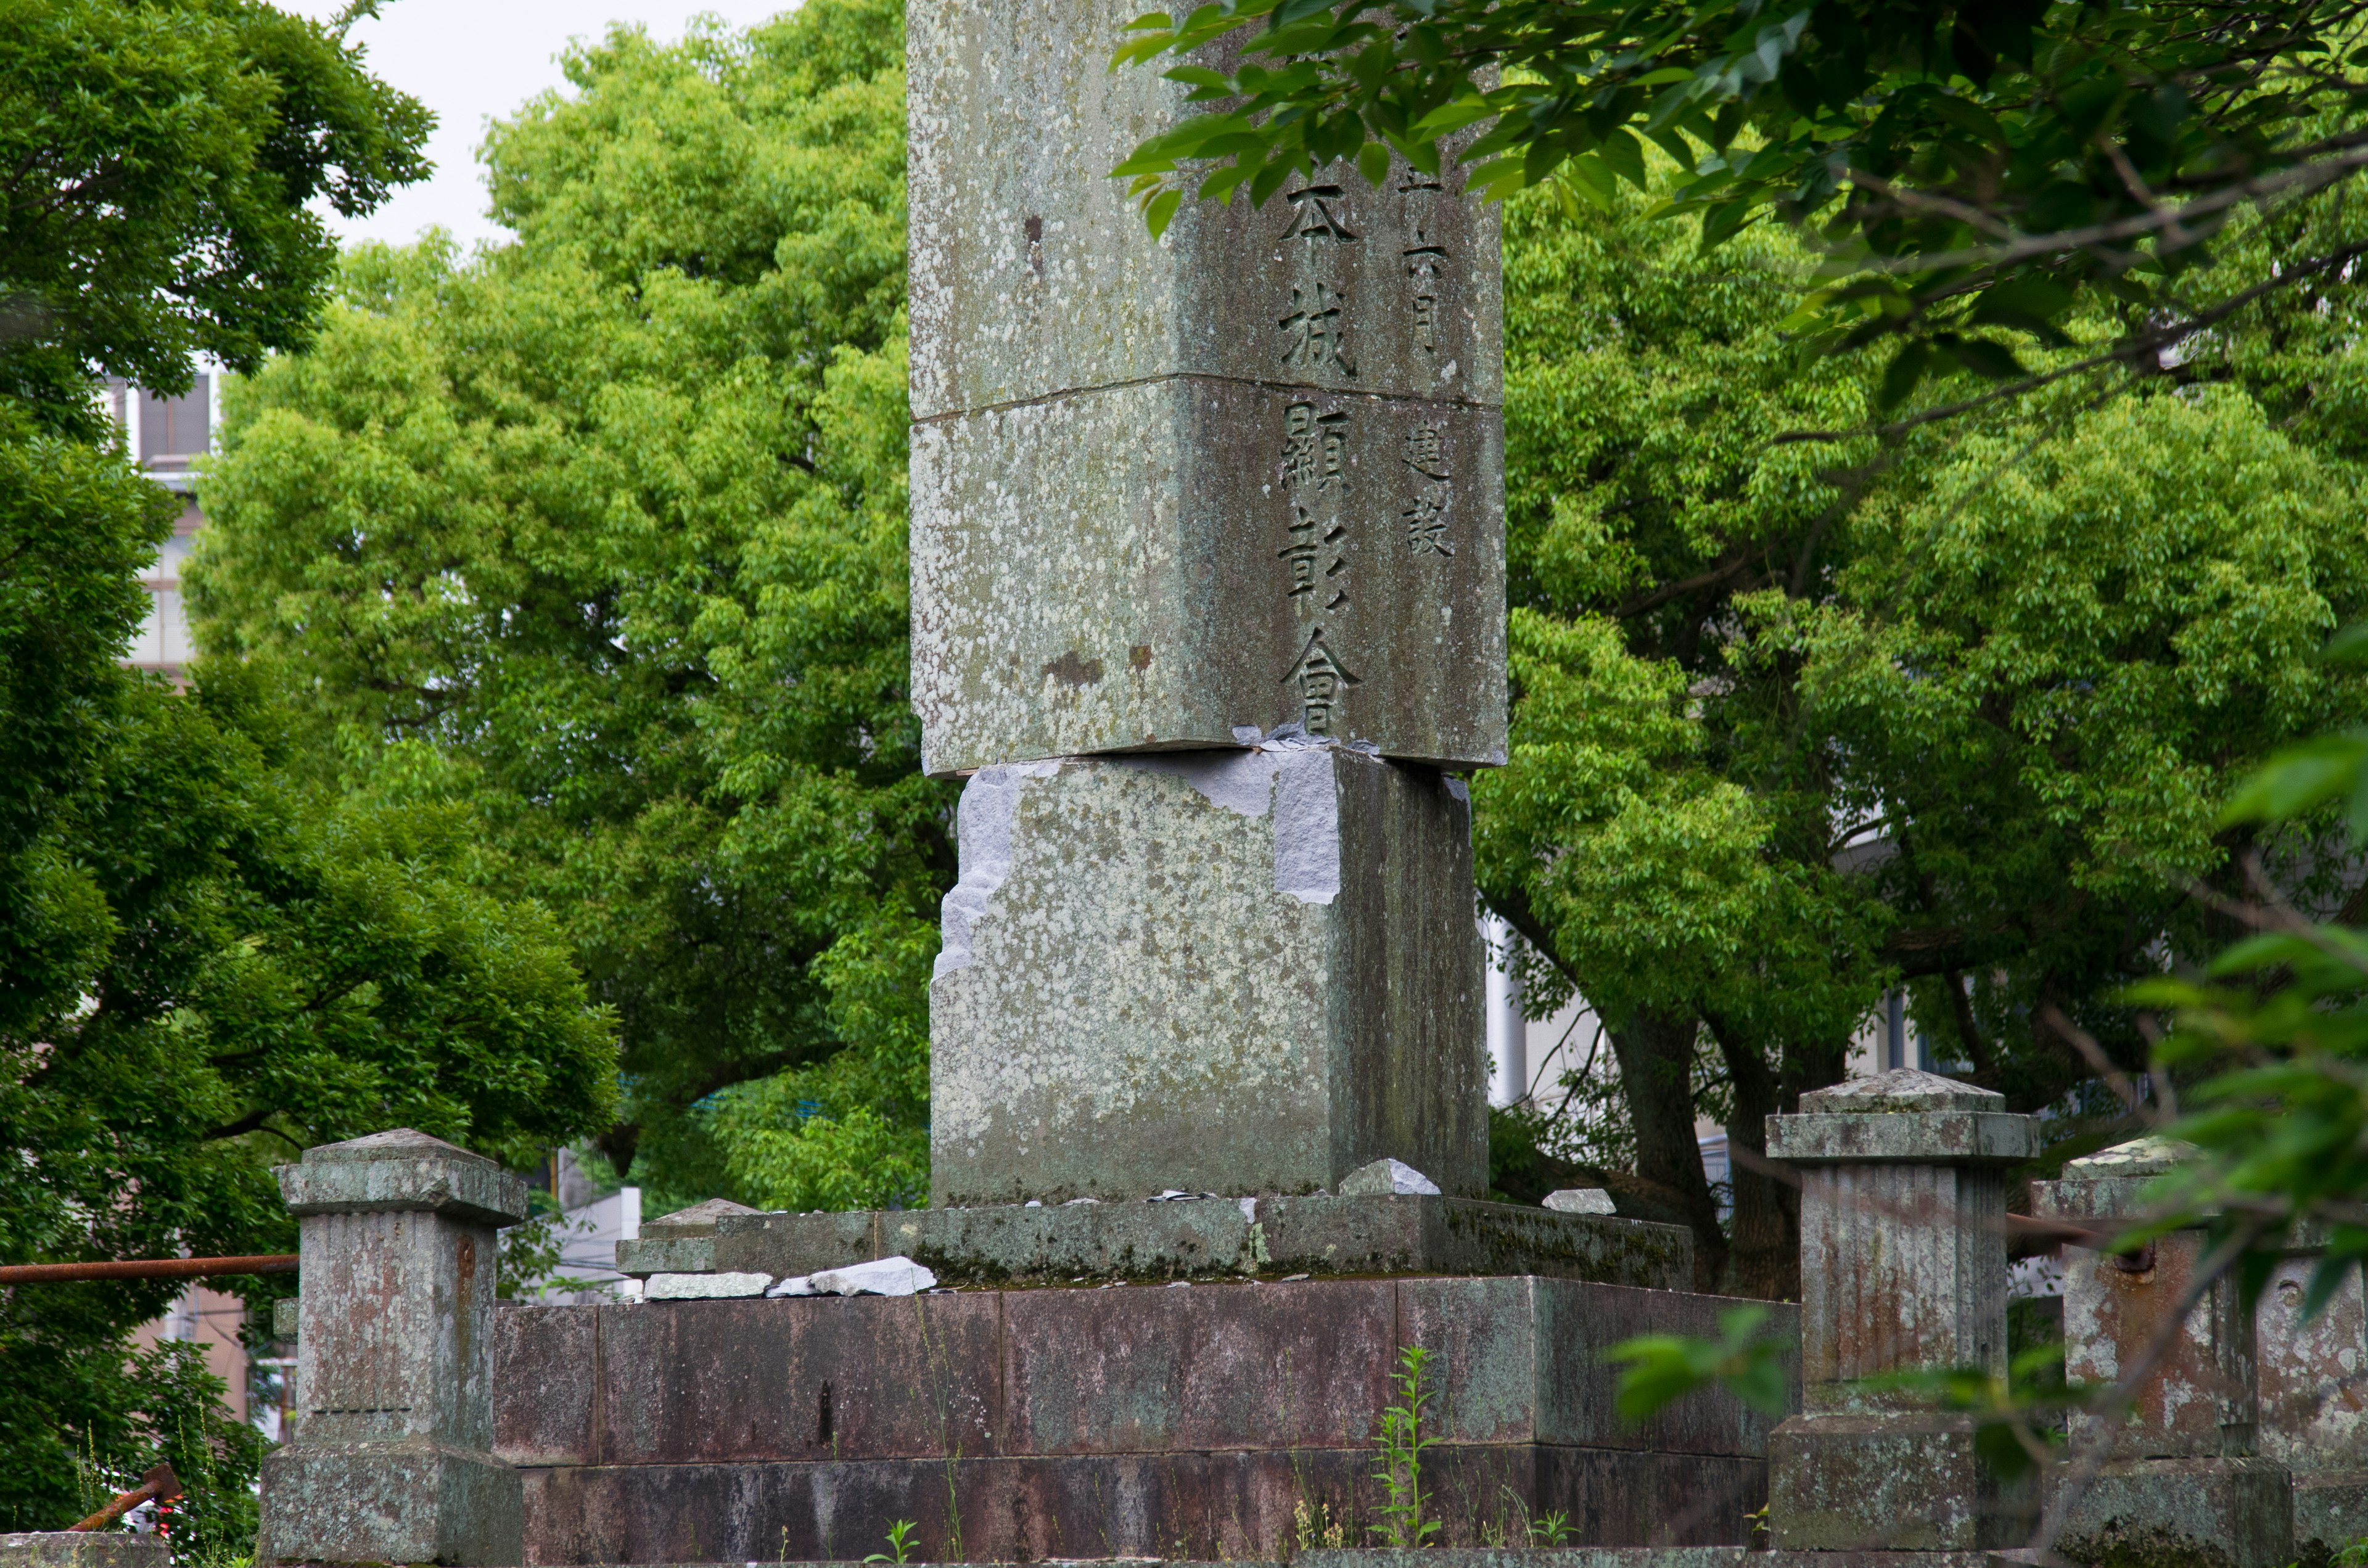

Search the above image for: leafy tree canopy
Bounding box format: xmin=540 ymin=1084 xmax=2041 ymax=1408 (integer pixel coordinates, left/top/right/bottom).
xmin=0 ymin=0 xmax=430 ymax=424
xmin=192 ymin=0 xmax=941 ymax=1215
xmin=1112 ymin=0 xmax=2368 ymax=416
xmin=1483 ymin=165 xmax=2368 ymax=1294
xmin=0 ymin=0 xmax=614 ymax=1533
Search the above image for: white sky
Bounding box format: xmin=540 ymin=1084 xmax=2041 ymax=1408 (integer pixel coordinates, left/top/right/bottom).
xmin=282 ymin=0 xmax=802 ymax=252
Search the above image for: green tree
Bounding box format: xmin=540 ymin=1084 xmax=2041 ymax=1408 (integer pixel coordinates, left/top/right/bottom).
xmin=0 ymin=0 xmax=429 ymax=424
xmin=0 ymin=0 xmax=621 ymax=1533
xmin=192 ymin=0 xmax=943 ymax=1214
xmin=1484 ymin=172 xmax=2368 ymax=1295
xmin=1112 ymin=1 xmax=2368 ymax=417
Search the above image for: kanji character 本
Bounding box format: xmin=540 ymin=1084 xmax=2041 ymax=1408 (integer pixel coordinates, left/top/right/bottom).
xmin=1283 ymin=185 xmax=1359 ymax=244
xmin=1279 ymin=282 xmax=1354 ymax=375
xmin=1280 ymin=403 xmax=1350 ymax=493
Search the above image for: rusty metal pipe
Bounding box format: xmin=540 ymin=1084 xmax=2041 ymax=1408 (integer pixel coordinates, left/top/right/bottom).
xmin=0 ymin=1254 xmax=297 ymax=1284
xmin=69 ymin=1464 xmax=181 ymax=1532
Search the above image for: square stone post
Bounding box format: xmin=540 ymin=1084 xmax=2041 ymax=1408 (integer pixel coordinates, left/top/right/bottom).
xmin=2260 ymin=1221 xmax=2368 ymax=1562
xmin=258 ymin=1129 xmax=528 ymax=1566
xmin=1765 ymin=1069 xmax=2038 ymax=1550
xmin=909 ymin=0 xmax=1502 ymax=1205
xmin=2034 ymin=1137 xmax=2292 ymax=1568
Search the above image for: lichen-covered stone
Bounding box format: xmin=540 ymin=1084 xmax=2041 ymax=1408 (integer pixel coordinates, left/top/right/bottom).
xmin=0 ymin=1536 xmax=168 ymax=1568
xmin=929 ymin=746 xmax=1485 ymax=1205
xmin=911 ymin=351 xmax=1505 ymax=774
xmin=2052 ymin=1456 xmax=2293 ymax=1568
xmin=908 ymin=0 xmax=1505 ymax=772
xmin=2261 ymin=1246 xmax=2368 ymax=1562
xmin=260 ymin=1131 xmax=524 ymax=1565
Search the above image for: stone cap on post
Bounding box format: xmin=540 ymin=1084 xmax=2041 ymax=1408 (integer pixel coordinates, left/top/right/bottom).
xmin=1767 ymin=1068 xmax=2038 ymax=1166
xmin=2032 ymin=1135 xmax=2202 ymax=1225
xmin=276 ymin=1128 xmax=528 ymax=1226
xmin=640 ymin=1197 xmax=761 ymax=1239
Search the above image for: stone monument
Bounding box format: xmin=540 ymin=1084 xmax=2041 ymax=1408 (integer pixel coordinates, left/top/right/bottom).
xmin=1765 ymin=1069 xmax=2039 ymax=1551
xmin=257 ymin=1129 xmax=528 ymax=1567
xmin=2260 ymin=1222 xmax=2368 ymax=1564
xmin=908 ymin=0 xmax=1504 ymax=1206
xmin=2035 ymin=1137 xmax=2292 ymax=1568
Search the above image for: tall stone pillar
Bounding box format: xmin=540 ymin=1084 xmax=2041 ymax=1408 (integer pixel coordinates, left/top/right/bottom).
xmin=258 ymin=1129 xmax=528 ymax=1566
xmin=2260 ymin=1224 xmax=2368 ymax=1562
xmin=1765 ymin=1069 xmax=2038 ymax=1550
xmin=2034 ymin=1138 xmax=2292 ymax=1568
xmin=910 ymin=0 xmax=1502 ymax=1203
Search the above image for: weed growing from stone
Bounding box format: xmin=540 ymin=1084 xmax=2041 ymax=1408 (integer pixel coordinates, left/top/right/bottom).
xmin=1370 ymin=1345 xmax=1440 ymax=1549
xmin=865 ymin=1520 xmax=919 ymax=1564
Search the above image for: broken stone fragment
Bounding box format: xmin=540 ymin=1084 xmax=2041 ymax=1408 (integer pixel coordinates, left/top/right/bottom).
xmin=644 ymin=1271 xmax=771 ymax=1301
xmin=1542 ymin=1187 xmax=1616 ymax=1215
xmin=765 ymin=1256 xmax=937 ymax=1299
xmin=1337 ymin=1157 xmax=1441 ymax=1196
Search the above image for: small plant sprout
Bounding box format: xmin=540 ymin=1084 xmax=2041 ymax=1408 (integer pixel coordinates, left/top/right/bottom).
xmin=1370 ymin=1344 xmax=1441 ymax=1549
xmin=865 ymin=1519 xmax=919 ymax=1565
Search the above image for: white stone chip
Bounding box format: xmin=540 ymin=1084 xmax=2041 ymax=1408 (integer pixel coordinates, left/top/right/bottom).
xmin=1337 ymin=1157 xmax=1441 ymax=1197
xmin=1542 ymin=1188 xmax=1618 ymax=1216
xmin=767 ymin=1255 xmax=938 ymax=1299
xmin=646 ymin=1271 xmax=772 ymax=1300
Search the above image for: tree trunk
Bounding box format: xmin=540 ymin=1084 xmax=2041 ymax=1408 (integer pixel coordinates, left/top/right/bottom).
xmin=1606 ymin=1008 xmax=1727 ymax=1291
xmin=1703 ymin=1012 xmax=1791 ymax=1301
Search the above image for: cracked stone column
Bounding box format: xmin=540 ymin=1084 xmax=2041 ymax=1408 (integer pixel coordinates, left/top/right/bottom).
xmin=1766 ymin=1069 xmax=2039 ymax=1550
xmin=910 ymin=0 xmax=1500 ymax=1203
xmin=258 ymin=1129 xmax=528 ymax=1566
xmin=2034 ymin=1137 xmax=2292 ymax=1568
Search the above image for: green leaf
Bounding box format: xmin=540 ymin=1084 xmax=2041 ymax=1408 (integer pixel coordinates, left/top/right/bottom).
xmin=1357 ymin=138 xmax=1392 ymax=188
xmin=1949 ymin=337 xmax=2027 ymax=380
xmin=1597 ymin=127 xmax=1648 ymax=190
xmin=1145 ymin=186 xmax=1183 ymax=237
xmin=1878 ymin=340 xmax=1932 ymax=410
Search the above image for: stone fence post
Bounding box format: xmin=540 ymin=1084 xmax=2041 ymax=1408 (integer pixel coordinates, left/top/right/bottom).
xmin=2260 ymin=1220 xmax=2368 ymax=1562
xmin=2034 ymin=1137 xmax=2290 ymax=1568
xmin=257 ymin=1129 xmax=528 ymax=1566
xmin=1766 ymin=1069 xmax=2037 ymax=1551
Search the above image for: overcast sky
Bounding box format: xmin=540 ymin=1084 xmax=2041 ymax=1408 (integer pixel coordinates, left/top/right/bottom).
xmin=282 ymin=0 xmax=801 ymax=253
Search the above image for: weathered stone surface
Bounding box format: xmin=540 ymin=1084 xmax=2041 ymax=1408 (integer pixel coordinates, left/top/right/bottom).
xmin=2293 ymin=1471 xmax=2368 ymax=1566
xmin=260 ymin=1131 xmax=525 ymax=1565
xmin=2034 ymin=1141 xmax=2261 ymax=1464
xmin=908 ymin=0 xmax=1505 ymax=773
xmin=516 ymin=1447 xmax=1766 ymax=1564
xmin=608 ymin=1235 xmax=715 ymax=1275
xmin=2052 ymin=1456 xmax=2293 ymax=1568
xmin=1768 ymin=1414 xmax=2029 ymax=1551
xmin=697 ymin=1194 xmax=1690 ymax=1289
xmin=929 ymin=749 xmax=1487 ymax=1205
xmin=911 ymin=381 xmax=1506 ymax=772
xmin=0 ymin=1536 xmax=169 ymax=1568
xmin=638 ymin=1198 xmax=760 ymax=1238
xmin=908 ymin=0 xmax=1498 ymax=419
xmin=2258 ymin=1244 xmax=2368 ymax=1471
xmin=1765 ymin=1073 xmax=2038 ymax=1552
xmin=496 ymin=1277 xmax=1783 ymax=1473
xmin=277 ymin=1126 xmax=529 ymax=1225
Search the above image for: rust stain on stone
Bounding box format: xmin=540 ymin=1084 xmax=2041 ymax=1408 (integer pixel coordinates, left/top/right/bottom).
xmin=1041 ymin=650 xmax=1103 ymax=688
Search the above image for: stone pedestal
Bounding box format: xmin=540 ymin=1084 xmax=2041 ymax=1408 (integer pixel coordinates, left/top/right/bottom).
xmin=258 ymin=1128 xmax=529 ymax=1566
xmin=909 ymin=0 xmax=1505 ymax=774
xmin=0 ymin=1538 xmax=166 ymax=1568
xmin=1764 ymin=1070 xmax=2039 ymax=1551
xmin=929 ymin=747 xmax=1487 ymax=1205
xmin=2033 ymin=1137 xmax=2292 ymax=1568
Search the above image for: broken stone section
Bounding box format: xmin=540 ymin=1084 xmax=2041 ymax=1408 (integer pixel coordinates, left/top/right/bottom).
xmin=258 ymin=1129 xmax=529 ymax=1567
xmin=929 ymin=745 xmax=1487 ymax=1207
xmin=2034 ymin=1138 xmax=2293 ymax=1568
xmin=0 ymin=1538 xmax=168 ymax=1568
xmin=1765 ymin=1070 xmax=2039 ymax=1552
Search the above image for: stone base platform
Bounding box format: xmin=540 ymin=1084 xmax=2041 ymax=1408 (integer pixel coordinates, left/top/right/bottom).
xmin=616 ymin=1194 xmax=1692 ymax=1290
xmin=495 ymin=1276 xmax=1794 ymax=1563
